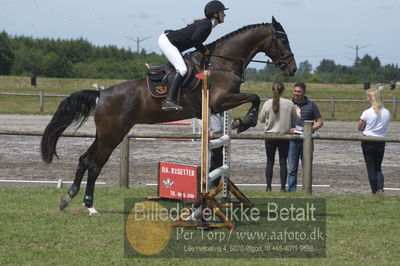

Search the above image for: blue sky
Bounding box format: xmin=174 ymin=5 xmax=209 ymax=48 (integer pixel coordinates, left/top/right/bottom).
xmin=1 ymin=0 xmax=399 ymax=70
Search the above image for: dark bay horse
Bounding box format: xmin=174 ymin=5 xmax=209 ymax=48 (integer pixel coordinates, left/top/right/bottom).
xmin=41 ymin=17 xmax=296 ymax=214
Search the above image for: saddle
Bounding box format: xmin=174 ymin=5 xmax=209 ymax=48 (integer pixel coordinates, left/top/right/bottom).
xmin=146 ymin=57 xmax=202 ymax=98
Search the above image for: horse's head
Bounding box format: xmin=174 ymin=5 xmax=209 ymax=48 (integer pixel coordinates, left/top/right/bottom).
xmin=262 ymin=17 xmax=297 ymax=76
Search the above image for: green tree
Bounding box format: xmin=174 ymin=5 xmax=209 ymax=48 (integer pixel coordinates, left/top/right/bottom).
xmin=296 ymin=60 xmax=313 ymax=81
xmin=306 ymin=74 xmax=322 ymax=83
xmin=10 ymin=47 xmax=47 ymax=76
xmin=63 ymin=38 xmax=93 ymax=63
xmin=338 ymin=74 xmax=357 ymax=84
xmin=315 ymin=59 xmax=336 ymax=73
xmin=298 ymin=60 xmax=313 ymax=74
xmin=45 ymin=53 xmax=73 ymax=77
xmin=0 ymin=31 xmax=15 ymax=75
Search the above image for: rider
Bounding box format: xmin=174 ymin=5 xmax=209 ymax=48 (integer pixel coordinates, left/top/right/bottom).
xmin=158 ymin=0 xmax=228 ymax=111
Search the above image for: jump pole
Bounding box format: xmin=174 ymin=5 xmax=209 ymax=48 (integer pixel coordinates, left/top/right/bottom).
xmin=201 ymin=70 xmax=209 ymax=199
xmin=173 ymin=70 xmax=253 ymax=228
xmin=208 ymin=111 xmax=252 ymax=207
xmin=173 ymin=70 xmax=234 ymax=229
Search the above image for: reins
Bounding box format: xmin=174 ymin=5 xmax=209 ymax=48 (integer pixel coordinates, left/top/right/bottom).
xmin=206 ymin=53 xmax=291 ymax=83
xmin=209 ymin=54 xmax=275 ymax=65
xmin=205 ymin=26 xmax=293 ymax=82
xmin=206 ymin=54 xmax=276 ymax=82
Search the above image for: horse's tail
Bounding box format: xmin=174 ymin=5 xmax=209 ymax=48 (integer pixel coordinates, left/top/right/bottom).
xmin=41 ymin=90 xmax=100 ymax=164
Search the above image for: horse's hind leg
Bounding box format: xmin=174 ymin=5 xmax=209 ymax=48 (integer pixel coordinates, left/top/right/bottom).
xmin=60 ymin=138 xmax=98 ymax=211
xmin=82 ymin=138 xmax=123 ymax=215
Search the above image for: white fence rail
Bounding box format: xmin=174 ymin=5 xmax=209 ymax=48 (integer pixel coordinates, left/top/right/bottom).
xmin=1 ymin=92 xmax=398 ymax=118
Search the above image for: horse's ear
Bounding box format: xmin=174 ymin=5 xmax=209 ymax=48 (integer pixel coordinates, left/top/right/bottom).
xmin=272 ymin=16 xmax=278 ymax=27
xmin=272 ymin=16 xmax=285 ymax=33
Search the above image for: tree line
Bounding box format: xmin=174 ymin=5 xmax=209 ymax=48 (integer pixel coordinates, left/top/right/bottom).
xmin=0 ymin=31 xmax=165 ymax=79
xmin=1 ymin=31 xmax=400 ymax=83
xmin=246 ymin=56 xmax=400 ymax=84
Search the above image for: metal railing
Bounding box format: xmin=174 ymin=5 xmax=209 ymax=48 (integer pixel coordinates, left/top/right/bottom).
xmin=3 ymin=122 xmax=400 ymax=193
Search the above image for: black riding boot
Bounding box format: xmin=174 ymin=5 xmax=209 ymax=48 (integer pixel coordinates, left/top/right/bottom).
xmin=162 ymin=72 xmax=184 ymax=111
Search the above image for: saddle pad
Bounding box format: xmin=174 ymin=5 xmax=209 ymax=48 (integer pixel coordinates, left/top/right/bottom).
xmin=146 ymin=77 xmax=169 ymax=98
xmin=146 ymin=66 xmax=202 ymax=98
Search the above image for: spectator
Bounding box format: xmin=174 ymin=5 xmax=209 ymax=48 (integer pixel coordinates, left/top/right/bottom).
xmin=288 ymin=82 xmax=323 ymax=191
xmin=209 ymin=112 xmax=225 ymax=187
xmin=358 ymin=89 xmax=390 ymax=194
xmin=258 ymin=81 xmax=299 ymax=192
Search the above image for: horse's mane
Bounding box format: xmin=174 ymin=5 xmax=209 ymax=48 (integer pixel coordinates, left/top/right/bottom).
xmin=207 ymin=23 xmax=270 ymax=48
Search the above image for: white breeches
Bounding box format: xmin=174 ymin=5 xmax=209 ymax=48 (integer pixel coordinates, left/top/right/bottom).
xmin=158 ymin=33 xmax=188 ymax=76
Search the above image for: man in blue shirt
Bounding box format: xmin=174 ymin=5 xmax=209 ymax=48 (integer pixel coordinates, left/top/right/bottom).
xmin=288 ymin=82 xmax=323 ymax=191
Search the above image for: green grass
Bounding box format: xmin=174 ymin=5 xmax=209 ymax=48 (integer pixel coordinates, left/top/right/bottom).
xmin=0 ymin=76 xmax=125 ymax=115
xmin=1 ymin=76 xmax=400 ymax=119
xmin=0 ymin=187 xmax=399 ymax=265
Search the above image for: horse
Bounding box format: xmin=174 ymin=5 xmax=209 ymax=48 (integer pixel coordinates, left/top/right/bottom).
xmin=41 ymin=17 xmax=297 ymax=215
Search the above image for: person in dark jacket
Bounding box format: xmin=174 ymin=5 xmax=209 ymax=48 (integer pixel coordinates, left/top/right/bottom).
xmin=287 ymin=82 xmax=323 ymax=191
xmin=158 ymin=1 xmax=228 ymax=111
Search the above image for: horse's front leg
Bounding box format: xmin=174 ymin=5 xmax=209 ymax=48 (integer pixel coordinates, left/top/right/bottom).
xmin=211 ymin=93 xmax=261 ymax=133
xmin=232 ymin=95 xmax=261 ymax=133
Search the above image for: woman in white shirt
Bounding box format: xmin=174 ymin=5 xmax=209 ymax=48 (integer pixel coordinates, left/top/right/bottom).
xmin=259 ymin=81 xmax=299 ymax=192
xmin=358 ymin=89 xmax=390 ymax=194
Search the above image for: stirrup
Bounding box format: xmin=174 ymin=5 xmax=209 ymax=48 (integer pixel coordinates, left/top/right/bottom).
xmin=162 ymin=101 xmax=183 ymax=111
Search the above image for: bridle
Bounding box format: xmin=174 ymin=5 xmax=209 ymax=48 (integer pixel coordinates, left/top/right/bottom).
xmin=268 ymin=26 xmax=294 ymax=71
xmin=206 ymin=25 xmax=294 ymax=82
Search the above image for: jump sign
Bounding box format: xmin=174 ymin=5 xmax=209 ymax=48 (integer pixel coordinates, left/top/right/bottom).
xmin=158 ymin=162 xmax=199 ymax=202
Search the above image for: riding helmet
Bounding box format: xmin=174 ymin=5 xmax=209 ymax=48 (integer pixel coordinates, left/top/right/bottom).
xmin=204 ymin=1 xmax=228 ymax=18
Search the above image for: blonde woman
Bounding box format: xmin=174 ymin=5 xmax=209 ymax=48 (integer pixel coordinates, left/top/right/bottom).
xmin=358 ymin=89 xmax=390 ymax=194
xmin=259 ymin=81 xmax=299 ymax=192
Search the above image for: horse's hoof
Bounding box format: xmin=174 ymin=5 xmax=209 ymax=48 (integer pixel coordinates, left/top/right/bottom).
xmin=231 ymin=118 xmax=242 ymax=129
xmin=87 ymin=207 xmax=100 ymax=216
xmin=236 ymin=115 xmax=257 ymax=133
xmin=237 ymin=124 xmax=251 ymax=134
xmin=60 ymin=198 xmax=69 ymax=211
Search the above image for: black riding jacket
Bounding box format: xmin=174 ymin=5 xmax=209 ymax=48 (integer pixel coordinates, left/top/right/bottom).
xmin=165 ymin=19 xmax=212 ymax=53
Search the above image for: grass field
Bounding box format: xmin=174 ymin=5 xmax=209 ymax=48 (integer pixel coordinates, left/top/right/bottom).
xmin=0 ymin=187 xmax=399 ymax=265
xmin=1 ymin=76 xmax=400 ymax=120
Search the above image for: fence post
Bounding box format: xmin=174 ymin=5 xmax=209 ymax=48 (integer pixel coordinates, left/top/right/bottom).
xmin=119 ymin=134 xmax=129 ymax=189
xmin=40 ymin=89 xmax=44 ymax=112
xmin=331 ymin=96 xmax=336 ymax=119
xmin=393 ymin=97 xmax=397 ymax=120
xmin=302 ymin=121 xmax=313 ymax=193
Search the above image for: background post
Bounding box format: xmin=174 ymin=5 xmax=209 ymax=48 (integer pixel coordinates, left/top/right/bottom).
xmin=119 ymin=134 xmax=129 ymax=189
xmin=302 ymin=120 xmax=313 ymax=193
xmin=39 ymin=89 xmax=44 ymax=112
